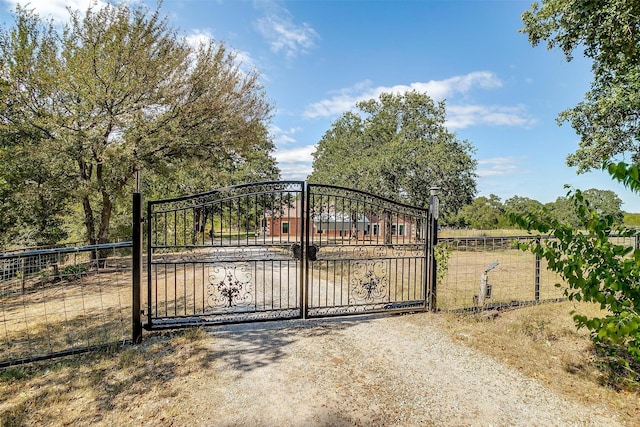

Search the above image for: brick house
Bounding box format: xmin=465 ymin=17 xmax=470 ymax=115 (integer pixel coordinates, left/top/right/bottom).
xmin=264 ymin=200 xmax=418 ymax=241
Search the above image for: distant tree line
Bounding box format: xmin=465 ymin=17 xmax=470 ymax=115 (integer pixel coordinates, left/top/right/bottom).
xmin=450 ymin=189 xmax=626 ymax=230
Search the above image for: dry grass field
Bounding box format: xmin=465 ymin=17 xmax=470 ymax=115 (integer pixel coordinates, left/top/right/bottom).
xmin=438 ymin=247 xmax=566 ymax=310
xmin=1 ymin=258 xmax=131 ymax=364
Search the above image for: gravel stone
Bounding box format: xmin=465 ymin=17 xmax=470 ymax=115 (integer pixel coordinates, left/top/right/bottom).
xmin=147 ymin=313 xmax=623 ymax=426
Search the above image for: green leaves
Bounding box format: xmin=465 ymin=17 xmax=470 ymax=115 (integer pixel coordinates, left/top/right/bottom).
xmin=309 ymin=91 xmax=477 ymax=218
xmin=604 ymin=161 xmax=640 ymax=193
xmin=512 ymin=184 xmax=640 ymax=361
xmin=0 ymin=3 xmax=276 ymax=246
xmin=455 ymin=194 xmax=507 ymax=229
xmin=522 ymin=0 xmax=640 ymax=172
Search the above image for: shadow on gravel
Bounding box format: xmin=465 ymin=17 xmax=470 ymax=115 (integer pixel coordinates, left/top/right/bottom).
xmin=198 ymin=313 xmax=389 ymax=372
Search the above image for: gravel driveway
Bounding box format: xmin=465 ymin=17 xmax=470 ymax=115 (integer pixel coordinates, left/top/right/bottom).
xmin=135 ymin=313 xmax=621 ymax=426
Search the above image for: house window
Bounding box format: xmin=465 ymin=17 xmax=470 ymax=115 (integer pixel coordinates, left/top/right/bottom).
xmin=281 ymin=222 xmax=289 ymax=234
xmin=391 ymin=225 xmax=397 ymax=235
xmin=373 ymin=225 xmax=379 ymax=236
xmin=398 ymin=224 xmax=405 ymax=236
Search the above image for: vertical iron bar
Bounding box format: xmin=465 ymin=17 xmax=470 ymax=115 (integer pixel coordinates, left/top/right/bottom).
xmin=21 ymin=257 xmax=25 ymax=295
xmin=147 ymin=201 xmax=153 ymax=328
xmin=132 ymin=192 xmax=142 ymax=343
xmin=430 ymin=214 xmax=438 ymax=311
xmin=424 ymin=213 xmax=430 ymax=310
xmin=301 ymin=182 xmax=308 ymax=319
xmin=428 ymin=188 xmax=439 ymax=312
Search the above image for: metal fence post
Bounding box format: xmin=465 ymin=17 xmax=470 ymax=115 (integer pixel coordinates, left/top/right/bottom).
xmin=132 ymin=192 xmax=143 ymax=344
xmin=428 ymin=187 xmax=440 ymax=312
xmin=20 ymin=257 xmax=25 ymax=294
xmin=534 ymin=237 xmax=541 ymax=302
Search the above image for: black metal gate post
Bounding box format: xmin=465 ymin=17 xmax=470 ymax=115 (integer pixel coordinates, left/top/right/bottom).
xmin=428 ymin=187 xmax=439 ymax=312
xmin=132 ymin=192 xmax=143 ymax=343
xmin=302 ymin=183 xmax=309 ymax=320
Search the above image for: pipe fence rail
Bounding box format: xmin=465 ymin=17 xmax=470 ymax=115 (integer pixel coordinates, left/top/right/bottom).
xmin=0 ymin=242 xmax=133 ymax=367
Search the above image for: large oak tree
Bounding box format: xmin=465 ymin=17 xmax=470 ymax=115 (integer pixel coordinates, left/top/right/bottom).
xmin=309 ymin=91 xmax=477 ymax=220
xmin=0 ymin=3 xmax=277 ymax=247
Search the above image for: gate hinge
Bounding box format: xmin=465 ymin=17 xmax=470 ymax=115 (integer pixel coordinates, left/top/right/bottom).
xmin=291 ymin=243 xmax=302 ymax=260
xmin=307 ymin=244 xmax=318 ymax=261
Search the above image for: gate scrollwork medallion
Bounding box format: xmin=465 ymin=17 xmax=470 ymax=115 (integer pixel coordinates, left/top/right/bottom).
xmin=350 ymin=260 xmax=388 ymax=303
xmin=207 ymin=264 xmax=253 ymax=309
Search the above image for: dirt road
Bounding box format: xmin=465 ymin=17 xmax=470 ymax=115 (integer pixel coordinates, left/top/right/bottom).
xmin=114 ymin=313 xmax=621 ymax=426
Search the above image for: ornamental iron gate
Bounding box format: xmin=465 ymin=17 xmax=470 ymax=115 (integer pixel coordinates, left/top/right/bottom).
xmin=305 ymin=184 xmax=430 ymax=317
xmin=144 ymin=181 xmax=435 ymax=329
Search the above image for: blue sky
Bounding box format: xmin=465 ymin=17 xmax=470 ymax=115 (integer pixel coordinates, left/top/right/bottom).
xmin=3 ymin=0 xmax=640 ymax=212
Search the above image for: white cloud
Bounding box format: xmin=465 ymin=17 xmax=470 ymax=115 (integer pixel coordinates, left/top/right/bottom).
xmin=233 ymin=49 xmax=259 ymax=72
xmin=303 ymin=72 xmax=501 ymax=119
xmin=185 ymin=29 xmax=259 ymax=77
xmin=254 ymin=9 xmax=318 ymax=58
xmin=4 ymin=0 xmax=107 ymax=23
xmin=275 ymin=144 xmax=315 ymax=163
xmin=477 ymin=157 xmax=528 ymax=177
xmin=303 ymin=71 xmax=536 ymax=130
xmin=446 ymin=104 xmax=537 ymax=130
xmin=270 ymin=125 xmax=303 ymax=145
xmin=275 ymin=145 xmax=315 ymax=181
xmin=185 ymin=29 xmax=213 ymax=50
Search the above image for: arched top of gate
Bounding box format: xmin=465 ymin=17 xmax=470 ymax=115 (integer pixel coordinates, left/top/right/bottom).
xmin=147 ymin=180 xmax=430 ymax=218
xmin=148 ymin=180 xmax=304 ymax=212
xmin=306 ymin=183 xmax=429 ymax=218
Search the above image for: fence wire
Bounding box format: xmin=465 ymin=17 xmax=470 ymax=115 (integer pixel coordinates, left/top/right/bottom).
xmin=436 ymin=234 xmax=639 ymax=311
xmin=0 ymin=242 xmax=133 ymax=367
xmin=2 ymin=234 xmax=638 ymax=365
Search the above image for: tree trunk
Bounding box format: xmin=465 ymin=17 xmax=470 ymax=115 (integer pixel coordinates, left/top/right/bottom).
xmin=351 ymin=212 xmax=359 ymax=242
xmin=193 ymin=206 xmax=202 ymax=245
xmin=82 ymin=194 xmax=97 ymax=246
xmin=96 ymin=190 xmax=113 ymax=268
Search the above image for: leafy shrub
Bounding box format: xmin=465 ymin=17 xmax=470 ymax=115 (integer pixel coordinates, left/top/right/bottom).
xmin=60 ymin=264 xmax=88 ymax=281
xmin=511 ymin=187 xmax=640 ymax=362
xmin=434 ymin=242 xmax=451 ymax=284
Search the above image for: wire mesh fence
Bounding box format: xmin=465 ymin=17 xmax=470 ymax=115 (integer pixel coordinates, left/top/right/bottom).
xmin=2 ymin=231 xmax=638 ymax=365
xmin=0 ymin=242 xmax=133 ymax=367
xmin=435 ymin=234 xmax=640 ymax=311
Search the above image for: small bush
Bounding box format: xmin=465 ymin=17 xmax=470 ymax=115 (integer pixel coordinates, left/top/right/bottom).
xmin=594 ymin=342 xmax=640 ymax=392
xmin=511 ymin=187 xmax=640 ymax=362
xmin=60 ymin=264 xmax=87 ymax=281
